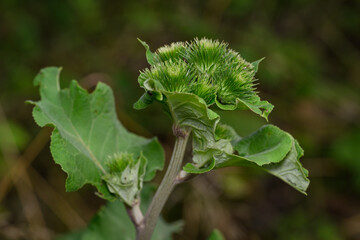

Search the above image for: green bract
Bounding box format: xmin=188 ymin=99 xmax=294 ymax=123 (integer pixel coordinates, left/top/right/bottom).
xmin=135 ymin=38 xmax=273 ymax=120
xmin=135 ymin=38 xmax=309 ymax=194
xmin=103 ymin=153 xmax=147 ymax=205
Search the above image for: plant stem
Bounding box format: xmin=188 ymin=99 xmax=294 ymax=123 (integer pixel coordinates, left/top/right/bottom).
xmin=137 ymin=126 xmax=190 ymax=240
xmin=126 ymin=200 xmax=145 ymax=235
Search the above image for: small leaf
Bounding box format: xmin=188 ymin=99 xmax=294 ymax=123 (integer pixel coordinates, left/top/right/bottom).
xmin=30 ymin=67 xmax=164 ymax=200
xmin=236 ymin=96 xmax=274 ymax=121
xmin=183 ymin=158 xmax=216 ymax=174
xmin=133 ymin=92 xmax=154 ymax=110
xmin=208 ymin=229 xmax=225 ymax=240
xmin=138 ymin=38 xmax=156 ymax=65
xmin=215 ymin=94 xmax=274 ymax=121
xmin=251 ymin=57 xmax=265 ymax=73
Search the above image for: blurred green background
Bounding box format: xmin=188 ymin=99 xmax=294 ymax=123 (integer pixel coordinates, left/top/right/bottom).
xmin=0 ymin=0 xmax=359 ymax=239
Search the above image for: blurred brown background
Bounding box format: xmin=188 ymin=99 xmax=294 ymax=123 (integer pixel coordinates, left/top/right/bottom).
xmin=0 ymin=0 xmax=359 ymax=239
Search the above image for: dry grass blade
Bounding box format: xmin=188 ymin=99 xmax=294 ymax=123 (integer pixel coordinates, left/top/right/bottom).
xmin=28 ymin=167 xmax=86 ymax=229
xmin=0 ymin=103 xmax=51 ymax=240
xmin=0 ymin=127 xmax=51 ymax=202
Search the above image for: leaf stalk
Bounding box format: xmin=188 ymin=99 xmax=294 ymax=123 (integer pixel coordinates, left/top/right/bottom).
xmin=126 ymin=200 xmax=145 ymax=235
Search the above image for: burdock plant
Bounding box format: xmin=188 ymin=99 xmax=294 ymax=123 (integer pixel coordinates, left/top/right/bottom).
xmin=29 ymin=38 xmax=309 ymax=240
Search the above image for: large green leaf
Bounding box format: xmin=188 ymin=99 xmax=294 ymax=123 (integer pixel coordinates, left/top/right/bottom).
xmin=58 ymin=185 xmax=183 ymax=240
xmin=29 ymin=67 xmax=164 ymax=200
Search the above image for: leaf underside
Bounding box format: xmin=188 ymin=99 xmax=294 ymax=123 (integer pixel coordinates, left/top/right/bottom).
xmin=29 ymin=67 xmax=164 ymax=200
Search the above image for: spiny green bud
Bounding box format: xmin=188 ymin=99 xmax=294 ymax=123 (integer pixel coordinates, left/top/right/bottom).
xmin=139 ymin=60 xmax=192 ymax=93
xmin=102 ymin=152 xmax=147 ymax=205
xmin=135 ymin=38 xmax=273 ymax=120
xmin=155 ymin=42 xmax=186 ymax=63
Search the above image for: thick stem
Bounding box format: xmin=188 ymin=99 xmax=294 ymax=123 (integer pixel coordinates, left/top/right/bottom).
xmin=137 ymin=126 xmax=190 ymax=240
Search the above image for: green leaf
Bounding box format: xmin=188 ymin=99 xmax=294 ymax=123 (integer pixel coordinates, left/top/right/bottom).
xmin=29 ymin=67 xmax=164 ymax=200
xmin=215 ymin=123 xmax=241 ymax=144
xmin=183 ymin=158 xmax=216 ymax=173
xmin=165 ymin=92 xmax=232 ymax=171
xmin=133 ymin=92 xmax=154 ymax=110
xmin=138 ymin=38 xmax=156 ymax=65
xmin=214 ymin=125 xmax=310 ymax=194
xmin=208 ymin=229 xmax=225 ymax=240
xmin=264 ymin=139 xmax=310 ymax=194
xmin=58 ymin=185 xmax=183 ymax=240
xmin=161 ymin=92 xmax=240 ymax=174
xmin=215 ymin=94 xmax=274 ymax=121
xmin=165 ymin=92 xmax=219 ymax=150
xmin=234 ymin=125 xmax=293 ymax=166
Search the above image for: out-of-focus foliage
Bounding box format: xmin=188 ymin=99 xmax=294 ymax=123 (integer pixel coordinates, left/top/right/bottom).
xmin=0 ymin=0 xmax=359 ymax=239
xmin=59 ymin=186 xmax=182 ymax=240
xmin=274 ymin=209 xmax=343 ymax=240
xmin=0 ymin=121 xmax=30 ymax=151
xmin=208 ymin=229 xmax=225 ymax=240
xmin=332 ymin=128 xmax=360 ymax=190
